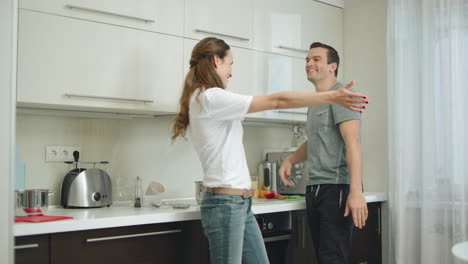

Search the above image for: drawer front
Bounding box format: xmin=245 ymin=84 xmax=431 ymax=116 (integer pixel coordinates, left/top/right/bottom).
xmin=51 ymin=222 xmax=184 ymax=264
xmin=15 ymin=235 xmax=50 ymax=264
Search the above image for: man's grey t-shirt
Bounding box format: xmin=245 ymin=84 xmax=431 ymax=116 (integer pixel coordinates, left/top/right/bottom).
xmin=306 ymin=82 xmax=361 ymax=185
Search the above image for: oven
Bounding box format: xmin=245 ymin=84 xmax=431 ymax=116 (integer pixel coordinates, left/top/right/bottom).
xmin=256 ymin=211 xmax=292 ymax=264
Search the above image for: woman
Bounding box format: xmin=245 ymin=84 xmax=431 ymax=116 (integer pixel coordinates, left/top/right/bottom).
xmin=171 ymin=37 xmax=366 ymax=264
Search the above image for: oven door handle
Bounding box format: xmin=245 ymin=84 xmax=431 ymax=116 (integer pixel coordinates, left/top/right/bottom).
xmin=263 ymin=234 xmax=291 ymax=243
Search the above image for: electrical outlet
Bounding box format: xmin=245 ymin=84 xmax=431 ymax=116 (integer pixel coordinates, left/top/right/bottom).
xmin=45 ymin=146 xmax=61 ymax=162
xmin=45 ymin=145 xmax=81 ymax=162
xmin=60 ymin=146 xmax=81 ymax=162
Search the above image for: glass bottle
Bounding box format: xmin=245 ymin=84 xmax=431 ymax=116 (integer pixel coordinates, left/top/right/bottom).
xmin=134 ymin=176 xmax=143 ymax=208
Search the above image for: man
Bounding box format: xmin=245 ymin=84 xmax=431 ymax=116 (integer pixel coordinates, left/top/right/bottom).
xmin=279 ymin=42 xmax=368 ymax=264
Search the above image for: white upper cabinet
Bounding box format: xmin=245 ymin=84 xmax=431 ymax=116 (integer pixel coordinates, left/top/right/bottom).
xmin=183 ymin=38 xmax=266 ymax=120
xmin=17 ymin=10 xmax=183 ymax=114
xmin=253 ymin=0 xmax=343 ymax=59
xmin=246 ymin=52 xmax=312 ymax=122
xmin=316 ymin=0 xmax=344 ymax=8
xmin=183 ymin=40 xmax=258 ymax=94
xmin=183 ymin=38 xmax=258 ymax=96
xmin=184 ymin=0 xmax=254 ymax=49
xmin=17 ymin=0 xmax=344 ymax=122
xmin=183 ymin=39 xmax=310 ymax=122
xmin=19 ymin=0 xmax=184 ymax=36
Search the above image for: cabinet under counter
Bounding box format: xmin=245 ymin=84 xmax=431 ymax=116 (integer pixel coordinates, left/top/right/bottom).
xmin=50 ymin=222 xmax=184 ymax=264
xmin=15 ymin=201 xmax=385 ymax=264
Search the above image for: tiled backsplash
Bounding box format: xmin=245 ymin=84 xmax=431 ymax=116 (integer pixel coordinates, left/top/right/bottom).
xmin=16 ymin=113 xmax=295 ymax=205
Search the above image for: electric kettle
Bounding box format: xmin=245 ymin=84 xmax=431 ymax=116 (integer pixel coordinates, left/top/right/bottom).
xmin=258 ymin=161 xmax=277 ymax=192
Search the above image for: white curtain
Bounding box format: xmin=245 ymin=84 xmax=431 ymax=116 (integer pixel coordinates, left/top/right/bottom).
xmin=388 ymin=0 xmax=468 ymax=263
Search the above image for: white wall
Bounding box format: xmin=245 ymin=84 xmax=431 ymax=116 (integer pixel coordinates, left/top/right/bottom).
xmin=0 ymin=0 xmax=16 ymax=263
xmin=343 ymin=1 xmax=389 ymax=264
xmin=343 ymin=0 xmax=388 ymax=193
xmin=16 ymin=114 xmax=296 ymax=204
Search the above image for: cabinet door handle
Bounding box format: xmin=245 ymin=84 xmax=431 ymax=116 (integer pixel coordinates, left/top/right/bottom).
xmin=378 ymin=206 xmax=381 ymax=235
xmin=277 ymin=110 xmax=307 ymax=115
xmin=15 ymin=243 xmax=39 ymax=250
xmin=86 ymin=229 xmax=182 ymax=243
xmin=277 ymin=45 xmax=309 ymax=53
xmin=264 ymin=234 xmax=291 ymax=243
xmin=65 ymin=4 xmax=155 ymax=23
xmin=64 ymin=93 xmax=154 ymax=103
xmin=194 ymin=29 xmax=250 ymax=42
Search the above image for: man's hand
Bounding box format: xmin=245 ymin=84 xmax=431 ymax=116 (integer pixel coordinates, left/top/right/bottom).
xmin=278 ymin=158 xmax=295 ymax=187
xmin=344 ymin=191 xmax=368 ymax=228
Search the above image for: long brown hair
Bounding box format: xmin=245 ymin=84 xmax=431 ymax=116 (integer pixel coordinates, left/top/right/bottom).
xmin=171 ymin=37 xmax=230 ymax=141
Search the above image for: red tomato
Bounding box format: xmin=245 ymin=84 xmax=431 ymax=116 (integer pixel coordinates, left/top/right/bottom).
xmin=264 ymin=191 xmax=276 ymax=199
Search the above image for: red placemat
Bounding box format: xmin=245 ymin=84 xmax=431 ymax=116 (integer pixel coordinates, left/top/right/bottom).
xmin=15 ymin=215 xmax=73 ymax=223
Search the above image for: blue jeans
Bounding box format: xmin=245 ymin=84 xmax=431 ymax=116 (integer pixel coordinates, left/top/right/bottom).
xmin=306 ymin=184 xmax=353 ymax=264
xmin=201 ymin=192 xmax=270 ymax=264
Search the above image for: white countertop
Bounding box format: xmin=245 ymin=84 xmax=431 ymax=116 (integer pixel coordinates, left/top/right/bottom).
xmin=14 ymin=192 xmax=387 ymax=237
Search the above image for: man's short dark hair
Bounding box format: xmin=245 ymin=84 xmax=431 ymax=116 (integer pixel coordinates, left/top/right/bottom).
xmin=309 ymin=42 xmax=340 ymax=77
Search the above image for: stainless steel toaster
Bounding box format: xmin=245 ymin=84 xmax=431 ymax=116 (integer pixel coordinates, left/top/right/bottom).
xmin=265 ymin=149 xmax=307 ymax=195
xmin=61 ymin=168 xmax=112 ymax=208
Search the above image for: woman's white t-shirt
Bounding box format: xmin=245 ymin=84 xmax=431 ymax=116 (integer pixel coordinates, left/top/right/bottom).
xmin=189 ymin=88 xmax=253 ymax=189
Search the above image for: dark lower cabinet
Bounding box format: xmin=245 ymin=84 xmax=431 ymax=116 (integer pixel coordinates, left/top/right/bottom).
xmin=50 ymin=222 xmax=184 ymax=264
xmin=15 ymin=203 xmax=381 ymax=264
xmin=181 ymin=220 xmax=211 ymax=263
xmin=349 ymin=202 xmax=382 ymax=264
xmin=15 ymin=234 xmax=50 ymax=264
xmin=289 ymin=210 xmax=317 ymax=264
xmin=291 ymin=202 xmax=382 ymax=264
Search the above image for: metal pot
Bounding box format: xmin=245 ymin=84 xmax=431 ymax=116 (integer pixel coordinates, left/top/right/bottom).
xmin=15 ymin=189 xmax=53 ymax=217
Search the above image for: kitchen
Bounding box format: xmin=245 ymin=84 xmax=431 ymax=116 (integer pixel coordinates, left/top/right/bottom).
xmin=4 ymin=0 xmax=389 ymax=263
xmin=12 ymin=0 xmax=388 ymax=205
xmin=2 ymin=0 xmax=466 ymax=264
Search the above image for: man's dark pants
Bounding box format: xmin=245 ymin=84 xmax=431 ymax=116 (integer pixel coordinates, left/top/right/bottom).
xmin=305 ymin=184 xmax=353 ymax=264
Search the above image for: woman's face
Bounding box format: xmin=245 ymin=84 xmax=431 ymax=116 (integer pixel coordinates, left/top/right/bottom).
xmin=214 ymin=50 xmax=233 ymax=88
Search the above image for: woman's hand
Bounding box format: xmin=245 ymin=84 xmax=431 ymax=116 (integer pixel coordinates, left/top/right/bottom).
xmin=332 ymin=80 xmax=368 ymax=112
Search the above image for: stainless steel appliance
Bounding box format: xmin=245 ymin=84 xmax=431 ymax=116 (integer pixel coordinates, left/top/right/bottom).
xmin=61 ymin=151 xmax=112 ymax=208
xmin=256 ymin=211 xmax=292 ymax=264
xmin=194 ymin=181 xmax=204 ymax=204
xmin=258 ymin=161 xmax=277 ymax=192
xmin=61 ymin=168 xmax=112 ymax=208
xmin=265 ymin=149 xmax=307 ymax=195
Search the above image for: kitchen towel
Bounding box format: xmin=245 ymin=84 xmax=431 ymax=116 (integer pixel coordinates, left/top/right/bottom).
xmin=15 ymin=215 xmax=73 ymax=223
